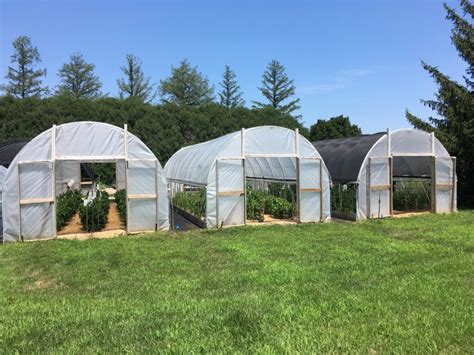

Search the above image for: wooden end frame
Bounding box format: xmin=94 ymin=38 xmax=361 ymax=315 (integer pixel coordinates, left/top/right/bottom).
xmin=367 ymin=156 xmax=392 ymax=219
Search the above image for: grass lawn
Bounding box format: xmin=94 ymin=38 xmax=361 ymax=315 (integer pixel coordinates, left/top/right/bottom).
xmin=0 ymin=212 xmax=473 ymax=353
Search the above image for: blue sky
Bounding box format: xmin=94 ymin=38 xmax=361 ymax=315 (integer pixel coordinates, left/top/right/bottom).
xmin=0 ymin=0 xmax=467 ymax=133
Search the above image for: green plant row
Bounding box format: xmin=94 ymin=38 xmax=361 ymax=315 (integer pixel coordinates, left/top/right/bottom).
xmin=115 ymin=189 xmax=127 ymax=225
xmin=330 ymin=183 xmax=357 ymax=214
xmin=172 ymin=189 xmax=206 ymax=219
xmin=79 ymin=190 xmax=110 ymax=232
xmin=393 ymin=181 xmax=431 ymax=211
xmin=56 ymin=190 xmax=83 ymax=231
xmin=246 ymin=186 xmax=295 ymax=221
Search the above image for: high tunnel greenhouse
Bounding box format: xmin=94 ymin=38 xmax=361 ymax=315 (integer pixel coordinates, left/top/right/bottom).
xmin=313 ymin=129 xmax=457 ymax=220
xmin=1 ymin=122 xmax=169 ymax=242
xmin=165 ymin=126 xmax=331 ymax=227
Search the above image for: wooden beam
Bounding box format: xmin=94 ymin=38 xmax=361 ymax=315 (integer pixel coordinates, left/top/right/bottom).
xmin=218 ymin=190 xmax=243 ymax=197
xmin=370 ymin=184 xmax=391 ymax=191
xmin=127 ymin=193 xmax=157 ymax=200
xmin=300 ymin=188 xmax=321 ymax=193
xmin=20 ymin=197 xmax=54 ymax=205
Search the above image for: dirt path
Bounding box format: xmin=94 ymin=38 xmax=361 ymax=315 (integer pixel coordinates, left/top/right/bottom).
xmin=58 ymin=202 xmax=124 ymax=236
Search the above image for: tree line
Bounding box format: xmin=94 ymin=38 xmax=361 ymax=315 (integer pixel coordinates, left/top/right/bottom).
xmin=0 ymin=0 xmax=472 ymax=206
xmin=0 ymin=37 xmax=299 ymax=115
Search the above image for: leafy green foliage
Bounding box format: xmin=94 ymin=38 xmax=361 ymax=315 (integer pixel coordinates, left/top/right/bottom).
xmin=252 ymin=59 xmax=300 ymax=116
xmin=1 ymin=36 xmax=48 ymax=98
xmin=56 ymin=190 xmax=83 ymax=230
xmin=406 ymin=0 xmax=474 ymax=206
xmin=117 ymin=54 xmax=156 ymax=102
xmin=56 ymin=53 xmax=102 ymax=99
xmin=246 ymin=186 xmax=295 ymax=221
xmin=79 ymin=190 xmax=110 ymax=232
xmin=330 ymin=183 xmax=357 ymax=214
xmin=160 ymin=59 xmax=214 ymax=106
xmin=0 ymin=96 xmax=305 ymax=164
xmin=115 ymin=189 xmax=127 ymax=224
xmin=172 ymin=189 xmax=206 ymax=220
xmin=219 ymin=65 xmax=244 ymax=108
xmin=1 ymin=212 xmax=472 ymax=352
xmin=309 ymin=115 xmax=362 ymax=141
xmin=393 ymin=180 xmax=431 ymax=211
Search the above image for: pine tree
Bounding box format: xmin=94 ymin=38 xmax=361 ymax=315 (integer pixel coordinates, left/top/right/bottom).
xmin=56 ymin=53 xmax=102 ymax=99
xmin=117 ymin=54 xmax=156 ymax=102
xmin=406 ymin=0 xmax=474 ymax=206
xmin=1 ymin=36 xmax=48 ymax=98
xmin=252 ymin=59 xmax=300 ymax=116
xmin=219 ymin=65 xmax=244 ymax=108
xmin=160 ymin=59 xmax=214 ymax=106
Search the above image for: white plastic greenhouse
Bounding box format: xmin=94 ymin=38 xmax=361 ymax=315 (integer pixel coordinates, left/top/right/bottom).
xmin=2 ymin=122 xmax=169 ymax=242
xmin=165 ymin=126 xmax=331 ymax=227
xmin=313 ymin=129 xmax=457 ymax=220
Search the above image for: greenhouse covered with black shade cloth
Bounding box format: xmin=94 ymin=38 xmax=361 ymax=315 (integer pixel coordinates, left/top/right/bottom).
xmin=313 ymin=129 xmax=457 ymax=220
xmin=0 ymin=139 xmax=29 ymax=168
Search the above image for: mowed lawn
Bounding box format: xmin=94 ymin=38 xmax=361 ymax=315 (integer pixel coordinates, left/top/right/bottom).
xmin=0 ymin=212 xmax=473 ymax=353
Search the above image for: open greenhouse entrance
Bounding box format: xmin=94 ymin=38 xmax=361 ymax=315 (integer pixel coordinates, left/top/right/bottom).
xmin=56 ymin=161 xmax=126 ymax=237
xmin=170 ymin=181 xmax=207 ymax=231
xmin=392 ymin=156 xmax=432 ymax=216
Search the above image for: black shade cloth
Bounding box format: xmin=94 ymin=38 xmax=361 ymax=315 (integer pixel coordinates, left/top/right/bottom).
xmin=313 ymin=133 xmax=385 ymax=183
xmin=0 ymin=139 xmax=29 ymax=168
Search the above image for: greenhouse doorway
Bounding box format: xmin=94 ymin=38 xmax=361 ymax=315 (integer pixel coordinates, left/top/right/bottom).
xmin=56 ymin=161 xmax=127 ymax=237
xmin=169 ymin=182 xmax=207 ymax=231
xmin=244 ymin=156 xmax=298 ymax=225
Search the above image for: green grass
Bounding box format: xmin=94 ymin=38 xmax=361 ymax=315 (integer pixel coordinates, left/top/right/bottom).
xmin=1 ymin=212 xmax=473 ymax=353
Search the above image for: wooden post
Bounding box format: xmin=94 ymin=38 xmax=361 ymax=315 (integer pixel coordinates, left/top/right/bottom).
xmin=155 ymin=160 xmax=159 ymax=231
xmin=52 ymin=125 xmax=57 ymax=239
xmin=431 ymin=156 xmax=437 ymax=213
xmin=389 ymin=156 xmax=393 ymax=216
xmin=319 ymin=158 xmax=323 ymax=221
xmin=295 ymin=128 xmax=301 ymax=223
xmin=215 ymin=159 xmax=219 ymax=228
xmin=451 ymin=157 xmax=456 ymax=212
xmin=241 ymin=128 xmax=246 ymax=225
xmin=17 ymin=164 xmax=22 ymax=241
xmin=367 ymin=158 xmax=371 ymax=219
xmin=124 ymin=124 xmax=130 ymax=233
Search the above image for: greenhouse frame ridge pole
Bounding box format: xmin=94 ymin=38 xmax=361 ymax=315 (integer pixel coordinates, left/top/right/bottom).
xmin=52 ymin=125 xmax=57 ymax=239
xmin=124 ymin=124 xmax=130 ymax=233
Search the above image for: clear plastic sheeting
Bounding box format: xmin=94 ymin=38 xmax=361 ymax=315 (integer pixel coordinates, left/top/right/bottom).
xmin=166 ymin=126 xmax=331 ymax=227
xmin=315 ymin=128 xmax=456 ymax=220
xmin=2 ymin=121 xmax=169 ymax=242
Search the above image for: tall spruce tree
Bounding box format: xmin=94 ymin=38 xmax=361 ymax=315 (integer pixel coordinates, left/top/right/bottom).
xmin=1 ymin=36 xmax=48 ymax=98
xmin=219 ymin=65 xmax=244 ymax=108
xmin=406 ymin=0 xmax=474 ymax=206
xmin=160 ymin=59 xmax=214 ymax=106
xmin=117 ymin=54 xmax=156 ymax=102
xmin=56 ymin=53 xmax=102 ymax=99
xmin=252 ymin=59 xmax=300 ymax=116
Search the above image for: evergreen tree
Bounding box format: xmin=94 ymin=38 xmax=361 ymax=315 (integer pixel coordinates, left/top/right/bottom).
xmin=406 ymin=0 xmax=474 ymax=206
xmin=252 ymin=59 xmax=300 ymax=116
xmin=309 ymin=115 xmax=361 ymax=141
xmin=56 ymin=53 xmax=102 ymax=99
xmin=219 ymin=65 xmax=244 ymax=108
xmin=1 ymin=36 xmax=48 ymax=98
xmin=117 ymin=54 xmax=156 ymax=102
xmin=160 ymin=59 xmax=214 ymax=106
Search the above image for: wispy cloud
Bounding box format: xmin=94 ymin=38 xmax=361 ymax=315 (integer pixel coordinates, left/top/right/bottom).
xmin=299 ymin=69 xmax=373 ymax=94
